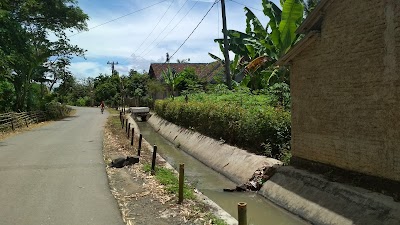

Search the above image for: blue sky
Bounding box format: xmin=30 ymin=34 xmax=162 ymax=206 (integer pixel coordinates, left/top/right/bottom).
xmin=68 ymin=0 xmax=280 ymax=79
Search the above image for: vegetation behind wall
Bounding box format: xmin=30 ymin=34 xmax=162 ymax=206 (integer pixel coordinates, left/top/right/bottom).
xmin=154 ymin=92 xmax=291 ymax=162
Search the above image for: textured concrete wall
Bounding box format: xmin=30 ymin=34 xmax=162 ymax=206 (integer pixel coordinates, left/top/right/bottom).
xmin=260 ymin=167 xmax=400 ymax=225
xmin=146 ymin=114 xmax=282 ymax=185
xmin=291 ymin=0 xmax=400 ymax=181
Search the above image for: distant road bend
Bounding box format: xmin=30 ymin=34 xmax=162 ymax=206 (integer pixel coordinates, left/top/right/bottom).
xmin=0 ymin=107 xmax=124 ymax=225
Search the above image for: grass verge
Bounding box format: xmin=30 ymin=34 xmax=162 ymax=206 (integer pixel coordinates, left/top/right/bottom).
xmin=106 ymin=112 xmax=230 ymax=225
xmin=143 ymin=163 xmax=195 ymax=200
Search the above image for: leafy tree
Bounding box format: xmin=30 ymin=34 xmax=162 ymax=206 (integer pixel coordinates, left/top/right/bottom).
xmin=176 ymin=67 xmax=204 ymax=94
xmin=0 ymin=0 xmax=88 ymax=111
xmin=211 ymin=0 xmax=304 ymax=89
xmin=147 ymin=79 xmax=166 ymax=99
xmin=0 ymin=80 xmax=15 ymax=112
xmin=125 ymin=70 xmax=150 ymax=106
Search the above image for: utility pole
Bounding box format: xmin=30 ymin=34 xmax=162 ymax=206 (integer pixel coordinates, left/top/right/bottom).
xmin=107 ymin=61 xmax=123 ymax=110
xmin=221 ymin=0 xmax=231 ymax=89
xmin=107 ymin=61 xmax=118 ymax=75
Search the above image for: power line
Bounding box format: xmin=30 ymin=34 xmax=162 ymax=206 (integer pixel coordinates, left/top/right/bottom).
xmin=141 ymin=0 xmax=198 ymax=58
xmin=228 ymin=0 xmax=263 ymax=12
xmin=169 ymin=0 xmax=219 ymax=60
xmin=131 ymin=0 xmax=175 ymax=56
xmin=68 ymin=0 xmax=168 ymax=38
xmin=137 ymin=0 xmax=190 ymax=57
xmin=217 ymin=0 xmax=220 ymax=57
xmin=51 ymin=0 xmax=168 ymax=66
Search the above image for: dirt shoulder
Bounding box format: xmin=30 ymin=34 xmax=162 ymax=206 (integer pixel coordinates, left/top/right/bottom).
xmin=103 ymin=111 xmax=228 ymax=225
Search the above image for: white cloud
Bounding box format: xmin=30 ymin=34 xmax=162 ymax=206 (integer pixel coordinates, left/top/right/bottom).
xmin=69 ymin=61 xmax=110 ymax=79
xmin=68 ymin=0 xmax=276 ymax=78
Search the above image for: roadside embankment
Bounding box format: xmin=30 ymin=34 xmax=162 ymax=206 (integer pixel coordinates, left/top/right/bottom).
xmin=147 ymin=113 xmax=400 ymax=225
xmin=147 ymin=113 xmax=282 ymax=185
xmin=127 ymin=113 xmax=239 ymax=225
xmin=261 ymin=166 xmax=400 ymax=225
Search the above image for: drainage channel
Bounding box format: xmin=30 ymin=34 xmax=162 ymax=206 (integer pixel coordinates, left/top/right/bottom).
xmin=137 ymin=121 xmax=308 ymax=225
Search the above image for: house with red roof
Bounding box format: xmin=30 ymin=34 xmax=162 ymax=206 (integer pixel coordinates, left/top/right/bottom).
xmin=148 ymin=61 xmax=224 ymax=83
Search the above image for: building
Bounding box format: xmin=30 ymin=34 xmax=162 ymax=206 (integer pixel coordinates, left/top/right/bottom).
xmin=278 ymin=0 xmax=400 ymax=182
xmin=148 ymin=61 xmax=224 ymax=83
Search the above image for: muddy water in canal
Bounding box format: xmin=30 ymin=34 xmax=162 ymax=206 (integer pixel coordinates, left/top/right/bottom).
xmin=137 ymin=121 xmax=308 ymax=225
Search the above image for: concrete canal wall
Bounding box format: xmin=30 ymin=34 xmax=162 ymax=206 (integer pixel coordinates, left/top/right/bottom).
xmin=147 ymin=114 xmax=281 ymax=185
xmin=147 ymin=113 xmax=400 ymax=225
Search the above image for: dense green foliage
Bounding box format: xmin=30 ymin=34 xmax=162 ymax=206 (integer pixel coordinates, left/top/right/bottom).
xmin=0 ymin=0 xmax=88 ymax=112
xmin=211 ymin=0 xmax=305 ymax=90
xmin=155 ymin=90 xmax=291 ymax=159
xmin=50 ymin=69 xmax=151 ymax=108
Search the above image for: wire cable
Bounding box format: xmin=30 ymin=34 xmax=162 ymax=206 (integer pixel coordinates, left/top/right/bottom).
xmin=228 ymin=0 xmax=263 ymax=12
xmin=137 ymin=0 xmax=190 ymax=57
xmin=131 ymin=0 xmax=175 ymax=56
xmin=140 ymin=0 xmax=198 ymax=58
xmin=51 ymin=0 xmax=168 ymax=66
xmin=68 ymin=0 xmax=169 ymax=38
xmin=169 ymin=0 xmax=219 ymax=60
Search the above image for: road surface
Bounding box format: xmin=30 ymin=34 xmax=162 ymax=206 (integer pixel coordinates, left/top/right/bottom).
xmin=0 ymin=107 xmax=124 ymax=225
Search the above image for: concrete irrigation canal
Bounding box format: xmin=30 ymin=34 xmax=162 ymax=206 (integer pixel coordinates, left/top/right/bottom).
xmin=135 ymin=118 xmax=308 ymax=225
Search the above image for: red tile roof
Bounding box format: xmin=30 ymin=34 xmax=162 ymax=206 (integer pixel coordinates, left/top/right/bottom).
xmin=148 ymin=62 xmax=224 ymax=82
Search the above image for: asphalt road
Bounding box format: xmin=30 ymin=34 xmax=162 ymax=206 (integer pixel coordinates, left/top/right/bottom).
xmin=0 ymin=107 xmax=124 ymax=225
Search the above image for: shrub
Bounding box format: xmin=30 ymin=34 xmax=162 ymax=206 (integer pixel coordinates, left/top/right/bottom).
xmin=154 ymin=93 xmax=291 ymax=158
xmin=45 ymin=101 xmax=72 ymax=120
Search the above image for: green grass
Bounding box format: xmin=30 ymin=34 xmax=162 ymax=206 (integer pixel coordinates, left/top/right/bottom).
xmin=107 ymin=108 xmax=120 ymax=115
xmin=143 ymin=164 xmax=229 ymax=224
xmin=206 ymin=213 xmax=228 ymax=225
xmin=109 ymin=114 xmax=123 ymax=128
xmin=143 ymin=164 xmax=195 ymax=200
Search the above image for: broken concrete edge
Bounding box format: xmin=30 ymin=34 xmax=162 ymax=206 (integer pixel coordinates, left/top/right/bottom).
xmin=146 ymin=113 xmax=283 ymax=185
xmin=144 ymin=113 xmax=400 ymax=225
xmin=261 ymin=166 xmax=400 ymax=225
xmin=126 ymin=114 xmax=239 ymax=225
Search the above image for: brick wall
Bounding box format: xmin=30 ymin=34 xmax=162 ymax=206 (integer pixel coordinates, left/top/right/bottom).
xmin=291 ymin=0 xmax=400 ymax=181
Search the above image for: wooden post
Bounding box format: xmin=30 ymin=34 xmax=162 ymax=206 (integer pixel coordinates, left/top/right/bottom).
xmin=151 ymin=145 xmax=157 ymax=175
xmin=238 ymin=202 xmax=247 ymax=225
xmin=127 ymin=123 xmax=130 ymax=138
xmin=131 ymin=128 xmax=134 ymax=146
xmin=122 ymin=118 xmax=124 ymax=129
xmin=125 ymin=120 xmax=128 ymax=133
xmin=138 ymin=134 xmax=142 ymax=156
xmin=178 ymin=163 xmax=185 ymax=204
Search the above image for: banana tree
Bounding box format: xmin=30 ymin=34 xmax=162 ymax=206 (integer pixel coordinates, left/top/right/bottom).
xmin=161 ymin=67 xmax=184 ymax=99
xmin=210 ymin=0 xmax=304 ymax=89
